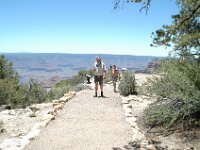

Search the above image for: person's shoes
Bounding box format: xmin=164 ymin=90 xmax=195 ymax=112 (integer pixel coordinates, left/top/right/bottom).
xmin=93 ymin=93 xmax=97 ymax=97
xmin=101 ymin=91 xmax=103 ymax=97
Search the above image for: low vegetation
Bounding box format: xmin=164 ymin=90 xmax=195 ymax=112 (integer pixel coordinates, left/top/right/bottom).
xmin=118 ymin=71 xmax=137 ymax=96
xmin=142 ymin=58 xmax=200 ymax=129
xmin=0 ymin=55 xmax=94 ymax=108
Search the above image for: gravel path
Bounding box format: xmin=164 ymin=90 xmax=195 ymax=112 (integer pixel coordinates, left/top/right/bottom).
xmin=24 ymin=83 xmax=132 ymax=150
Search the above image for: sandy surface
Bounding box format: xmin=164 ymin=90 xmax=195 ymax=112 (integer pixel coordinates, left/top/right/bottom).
xmin=24 ymin=83 xmax=132 ymax=150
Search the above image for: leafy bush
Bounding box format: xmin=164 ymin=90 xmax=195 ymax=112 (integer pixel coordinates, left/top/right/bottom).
xmin=25 ymin=79 xmax=47 ymax=105
xmin=47 ymin=86 xmax=70 ymax=100
xmin=143 ymin=59 xmax=200 ymax=128
xmin=118 ymin=71 xmax=137 ymax=96
xmin=54 ymin=79 xmax=69 ymax=88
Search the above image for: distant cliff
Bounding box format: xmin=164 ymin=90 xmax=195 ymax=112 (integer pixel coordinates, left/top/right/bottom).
xmin=3 ymin=53 xmax=160 ymax=84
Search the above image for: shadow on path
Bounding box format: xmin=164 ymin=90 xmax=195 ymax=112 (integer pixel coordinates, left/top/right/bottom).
xmin=112 ymin=141 xmax=140 ymax=150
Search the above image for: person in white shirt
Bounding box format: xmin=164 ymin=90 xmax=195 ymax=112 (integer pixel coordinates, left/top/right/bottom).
xmin=92 ymin=57 xmax=106 ymax=97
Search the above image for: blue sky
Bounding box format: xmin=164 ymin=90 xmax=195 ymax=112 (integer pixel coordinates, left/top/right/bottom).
xmin=0 ymin=0 xmax=179 ymax=56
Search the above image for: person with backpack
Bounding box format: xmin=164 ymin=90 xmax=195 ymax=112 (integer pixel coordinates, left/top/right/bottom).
xmin=92 ymin=57 xmax=106 ymax=97
xmin=111 ymin=65 xmax=119 ymax=92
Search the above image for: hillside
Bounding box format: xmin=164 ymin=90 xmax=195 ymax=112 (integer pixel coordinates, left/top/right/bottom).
xmin=3 ymin=53 xmax=160 ymax=87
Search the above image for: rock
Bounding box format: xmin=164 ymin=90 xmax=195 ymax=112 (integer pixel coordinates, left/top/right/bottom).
xmin=59 ymin=97 xmax=69 ymax=102
xmin=0 ymin=109 xmax=10 ymax=115
xmin=126 ymin=117 xmax=136 ymax=124
xmin=61 ymin=102 xmax=65 ymax=105
xmin=64 ymin=91 xmax=75 ymax=98
xmin=24 ymin=129 xmax=41 ymax=140
xmin=41 ymin=114 xmax=55 ymax=121
xmin=30 ymin=103 xmax=53 ymax=111
xmin=52 ymin=100 xmax=61 ymax=103
xmin=145 ymin=145 xmax=156 ymax=150
xmin=187 ymin=147 xmax=196 ymax=150
xmin=0 ymin=128 xmax=6 ymax=133
xmin=140 ymin=140 xmax=149 ymax=148
xmin=31 ymin=122 xmax=48 ymax=130
xmin=8 ymin=110 xmax=16 ymax=115
xmin=53 ymin=102 xmax=61 ymax=107
xmin=125 ymin=113 xmax=133 ymax=117
xmin=28 ymin=112 xmax=36 ymax=117
xmin=29 ymin=106 xmax=40 ymax=112
xmin=0 ymin=138 xmax=30 ymax=150
xmin=125 ymin=107 xmax=132 ymax=113
xmin=4 ymin=105 xmax=12 ymax=110
xmin=53 ymin=104 xmax=64 ymax=110
xmin=122 ymin=100 xmax=129 ymax=104
xmin=127 ymin=104 xmax=132 ymax=108
xmin=47 ymin=110 xmax=56 ymax=116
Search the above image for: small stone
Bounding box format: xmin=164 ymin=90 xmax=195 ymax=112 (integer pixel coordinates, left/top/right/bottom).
xmin=145 ymin=145 xmax=156 ymax=150
xmin=42 ymin=114 xmax=55 ymax=121
xmin=25 ymin=129 xmax=41 ymax=140
xmin=31 ymin=122 xmax=47 ymax=130
xmin=140 ymin=140 xmax=148 ymax=148
xmin=59 ymin=97 xmax=68 ymax=102
xmin=54 ymin=104 xmax=64 ymax=110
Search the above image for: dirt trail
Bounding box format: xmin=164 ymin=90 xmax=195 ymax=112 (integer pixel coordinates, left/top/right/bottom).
xmin=24 ymin=83 xmax=133 ymax=150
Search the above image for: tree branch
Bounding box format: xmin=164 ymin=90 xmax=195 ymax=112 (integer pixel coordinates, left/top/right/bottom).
xmin=139 ymin=0 xmax=151 ymax=14
xmin=176 ymin=2 xmax=200 ymax=30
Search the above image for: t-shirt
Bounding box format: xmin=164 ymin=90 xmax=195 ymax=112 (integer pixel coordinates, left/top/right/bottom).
xmin=93 ymin=62 xmax=106 ymax=76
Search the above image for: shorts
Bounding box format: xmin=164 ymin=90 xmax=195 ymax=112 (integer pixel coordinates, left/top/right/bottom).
xmin=94 ymin=75 xmax=103 ymax=85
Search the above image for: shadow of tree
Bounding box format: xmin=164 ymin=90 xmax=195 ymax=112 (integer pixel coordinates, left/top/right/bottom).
xmin=112 ymin=141 xmax=140 ymax=150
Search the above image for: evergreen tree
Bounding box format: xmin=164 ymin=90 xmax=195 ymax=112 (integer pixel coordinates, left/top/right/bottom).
xmin=0 ymin=55 xmax=18 ymax=80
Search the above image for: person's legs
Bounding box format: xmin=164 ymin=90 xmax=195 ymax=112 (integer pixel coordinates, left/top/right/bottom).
xmin=95 ymin=82 xmax=98 ymax=97
xmin=94 ymin=76 xmax=98 ymax=97
xmin=113 ymin=80 xmax=116 ymax=92
xmin=99 ymin=76 xmax=104 ymax=97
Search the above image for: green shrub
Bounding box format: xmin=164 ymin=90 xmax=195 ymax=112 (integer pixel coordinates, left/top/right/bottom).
xmin=0 ymin=78 xmax=18 ymax=106
xmin=118 ymin=71 xmax=137 ymax=96
xmin=0 ymin=55 xmax=18 ymax=80
xmin=104 ymin=70 xmax=111 ymax=83
xmin=17 ymin=79 xmax=47 ymax=107
xmin=143 ymin=59 xmax=200 ymax=128
xmin=47 ymin=86 xmax=70 ymax=100
xmin=55 ymin=79 xmax=69 ymax=88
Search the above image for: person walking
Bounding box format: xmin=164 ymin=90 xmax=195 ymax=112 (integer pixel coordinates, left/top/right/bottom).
xmin=111 ymin=65 xmax=119 ymax=92
xmin=92 ymin=57 xmax=106 ymax=97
